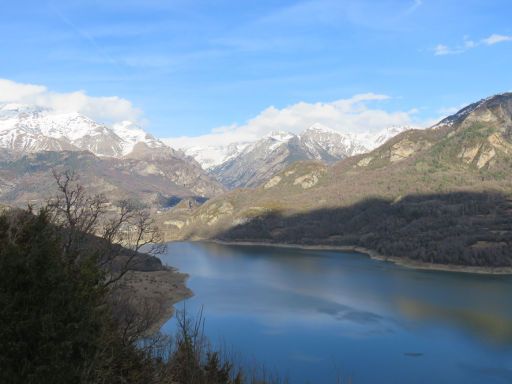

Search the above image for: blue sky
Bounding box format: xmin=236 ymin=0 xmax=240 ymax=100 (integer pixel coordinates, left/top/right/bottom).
xmin=1 ymin=0 xmax=511 ymax=144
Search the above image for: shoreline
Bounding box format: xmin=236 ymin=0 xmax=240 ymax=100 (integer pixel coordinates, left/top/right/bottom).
xmin=122 ymin=267 xmax=194 ymax=335
xmin=207 ymin=240 xmax=512 ymax=275
xmin=147 ymin=268 xmax=194 ymax=335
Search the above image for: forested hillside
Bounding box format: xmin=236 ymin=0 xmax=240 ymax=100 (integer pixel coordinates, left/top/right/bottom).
xmin=219 ymin=192 xmax=512 ymax=268
xmin=161 ymin=94 xmax=512 ymax=269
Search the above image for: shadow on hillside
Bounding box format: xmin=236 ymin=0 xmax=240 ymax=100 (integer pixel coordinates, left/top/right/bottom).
xmin=215 ymin=191 xmax=512 ymax=267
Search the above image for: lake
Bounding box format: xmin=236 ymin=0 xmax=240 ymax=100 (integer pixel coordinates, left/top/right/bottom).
xmin=158 ymin=242 xmax=512 ymax=384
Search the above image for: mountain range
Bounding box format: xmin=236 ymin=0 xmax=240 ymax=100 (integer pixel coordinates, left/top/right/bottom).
xmin=0 ymin=103 xmax=168 ymax=157
xmin=159 ymin=93 xmax=512 ymax=268
xmin=0 ymin=102 xmax=411 ymax=203
xmin=1 ymin=92 xmax=511 ymax=268
xmin=0 ymin=103 xmax=225 ymax=207
xmin=170 ymin=124 xmax=410 ymax=189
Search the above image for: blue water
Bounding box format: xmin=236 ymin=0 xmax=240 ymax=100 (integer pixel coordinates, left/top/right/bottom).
xmin=158 ymin=242 xmax=512 ymax=384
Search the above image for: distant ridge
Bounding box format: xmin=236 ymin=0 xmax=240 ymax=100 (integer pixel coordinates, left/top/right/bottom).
xmin=0 ymin=103 xmax=166 ymax=158
xmin=0 ymin=104 xmax=225 ymax=207
xmin=158 ymin=93 xmax=512 ymax=269
xmin=174 ymin=123 xmax=410 ymax=189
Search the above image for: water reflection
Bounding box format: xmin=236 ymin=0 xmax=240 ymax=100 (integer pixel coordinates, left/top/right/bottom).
xmin=159 ymin=242 xmax=512 ymax=384
xmin=397 ymin=298 xmax=512 ymax=345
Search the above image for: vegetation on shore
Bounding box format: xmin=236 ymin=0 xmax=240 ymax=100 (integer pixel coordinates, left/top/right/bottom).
xmin=0 ymin=172 xmax=280 ymax=384
xmin=217 ymin=191 xmax=512 ymax=268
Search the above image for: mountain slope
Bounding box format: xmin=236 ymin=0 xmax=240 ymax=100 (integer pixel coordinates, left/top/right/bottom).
xmin=354 ymin=92 xmax=512 ymax=172
xmin=0 ymin=104 xmax=225 ymax=206
xmin=182 ymin=124 xmax=410 ymax=189
xmin=0 ymin=149 xmax=225 ymax=207
xmin=210 ymin=126 xmax=370 ymax=189
xmin=159 ymin=93 xmax=512 ymax=268
xmin=0 ymin=104 xmax=166 ymax=157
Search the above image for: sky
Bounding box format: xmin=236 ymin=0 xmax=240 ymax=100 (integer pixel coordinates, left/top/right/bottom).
xmin=1 ymin=0 xmax=511 ymax=147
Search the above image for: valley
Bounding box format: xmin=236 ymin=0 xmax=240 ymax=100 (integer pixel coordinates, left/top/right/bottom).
xmin=1 ymin=93 xmax=512 ymax=271
xmin=159 ymin=93 xmax=512 ymax=271
xmin=4 ymin=3 xmax=512 ymax=383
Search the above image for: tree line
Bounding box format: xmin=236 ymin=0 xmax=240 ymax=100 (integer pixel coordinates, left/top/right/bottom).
xmin=219 ymin=191 xmax=512 ymax=267
xmin=0 ymin=171 xmax=285 ymax=384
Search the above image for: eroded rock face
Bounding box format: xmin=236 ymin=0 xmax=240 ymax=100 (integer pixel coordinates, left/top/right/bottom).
xmin=456 ymin=132 xmax=512 ymax=169
xmin=389 ymin=139 xmax=423 ymax=163
xmin=476 ymin=147 xmax=496 ymax=169
xmin=488 ymin=133 xmax=512 ymax=154
xmin=459 ymin=144 xmax=482 ymax=164
xmin=264 ymin=176 xmax=282 ymax=189
xmin=293 ymin=173 xmax=319 ymax=189
xmin=357 ymin=156 xmax=373 ymax=167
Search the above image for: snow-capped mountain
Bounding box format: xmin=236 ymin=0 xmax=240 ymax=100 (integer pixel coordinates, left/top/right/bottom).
xmin=173 ymin=124 xmax=411 ymax=174
xmin=0 ymin=103 xmax=166 ymax=157
xmin=209 ymin=125 xmax=375 ymax=189
xmin=299 ymin=123 xmax=368 ymax=160
xmin=358 ymin=125 xmax=412 ymax=149
xmin=0 ymin=102 xmax=415 ymax=199
xmin=177 ymin=142 xmax=252 ymax=170
xmin=431 ymin=94 xmax=507 ymax=129
xmin=168 ymin=123 xmax=413 ymax=189
xmin=0 ymin=103 xmax=226 ymax=205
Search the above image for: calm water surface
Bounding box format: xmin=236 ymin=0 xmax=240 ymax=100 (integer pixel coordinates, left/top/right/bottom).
xmin=158 ymin=242 xmax=512 ymax=384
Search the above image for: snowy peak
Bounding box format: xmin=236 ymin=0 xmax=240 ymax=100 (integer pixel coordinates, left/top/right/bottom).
xmin=255 ymin=131 xmax=297 ymax=153
xmin=434 ymin=92 xmax=512 ymax=129
xmin=177 ymin=123 xmax=411 ymax=173
xmin=209 ymin=125 xmax=378 ymax=189
xmin=177 ymin=142 xmax=252 ymax=170
xmin=111 ymin=121 xmax=166 ymax=155
xmin=299 ymin=124 xmax=367 ymax=160
xmin=369 ymin=125 xmax=411 ymax=148
xmin=0 ymin=103 xmax=167 ymax=158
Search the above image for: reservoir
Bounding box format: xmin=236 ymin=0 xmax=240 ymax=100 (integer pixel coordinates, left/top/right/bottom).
xmin=158 ymin=242 xmax=512 ymax=384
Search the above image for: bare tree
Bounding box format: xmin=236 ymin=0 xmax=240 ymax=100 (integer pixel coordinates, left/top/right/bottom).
xmin=48 ymin=169 xmax=165 ymax=287
xmin=46 ymin=169 xmax=171 ymax=345
xmin=109 ymin=289 xmax=167 ymax=346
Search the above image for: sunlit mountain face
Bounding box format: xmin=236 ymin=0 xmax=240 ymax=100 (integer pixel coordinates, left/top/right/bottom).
xmin=0 ymin=103 xmax=166 ymax=157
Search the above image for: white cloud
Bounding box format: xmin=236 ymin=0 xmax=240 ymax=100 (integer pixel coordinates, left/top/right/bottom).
xmin=0 ymin=79 xmax=46 ymax=102
xmin=164 ymin=93 xmax=419 ymax=149
xmin=0 ymin=78 xmax=142 ymax=125
xmin=434 ymin=33 xmax=512 ymax=55
xmin=482 ymin=34 xmax=512 ymax=45
xmin=434 ymin=44 xmax=461 ymax=56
